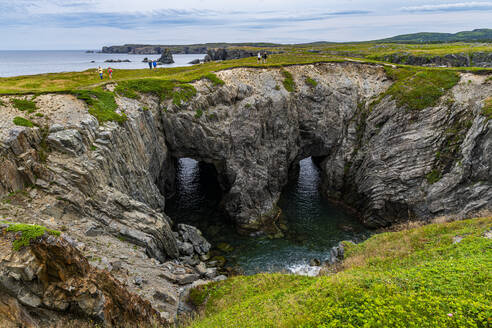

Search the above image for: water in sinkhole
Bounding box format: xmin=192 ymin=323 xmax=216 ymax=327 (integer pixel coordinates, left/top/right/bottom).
xmin=165 ymin=157 xmax=370 ymax=276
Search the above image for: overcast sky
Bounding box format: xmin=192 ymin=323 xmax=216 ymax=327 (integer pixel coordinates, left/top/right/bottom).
xmin=0 ymin=0 xmax=490 ymax=49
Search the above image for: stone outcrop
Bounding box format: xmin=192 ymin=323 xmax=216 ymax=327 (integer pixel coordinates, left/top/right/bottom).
xmin=205 ymin=48 xmax=280 ymax=62
xmin=1 ymin=62 xmax=490 ymax=325
xmin=0 ymin=94 xmax=179 ymax=261
xmin=102 ymin=45 xmax=208 ymax=55
xmin=157 ymin=49 xmax=174 ymax=64
xmin=1 ymin=62 xmax=491 ymax=236
xmin=160 ymin=63 xmax=491 ymax=231
xmin=376 ymin=51 xmax=492 ymax=68
xmin=205 ymin=48 xmax=255 ymax=61
xmin=0 ymin=227 xmax=164 ymax=327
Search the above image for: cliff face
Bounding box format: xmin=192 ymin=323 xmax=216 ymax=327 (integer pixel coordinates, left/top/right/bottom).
xmin=0 ymin=226 xmax=165 ymax=327
xmin=375 ymin=52 xmax=492 ymax=67
xmin=1 ymin=62 xmax=491 ymax=237
xmin=161 ymin=63 xmax=491 ymax=231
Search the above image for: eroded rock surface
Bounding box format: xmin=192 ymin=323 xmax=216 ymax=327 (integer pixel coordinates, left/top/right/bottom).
xmin=0 ymin=228 xmax=163 ymax=327
xmin=162 ymin=64 xmax=491 ymax=231
xmin=0 ymin=61 xmax=490 ymax=325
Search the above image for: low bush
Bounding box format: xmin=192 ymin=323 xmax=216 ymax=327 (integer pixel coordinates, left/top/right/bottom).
xmin=188 ymin=217 xmax=492 ymax=328
xmin=12 ymin=98 xmax=37 ymax=113
xmin=13 ymin=116 xmax=34 ymax=127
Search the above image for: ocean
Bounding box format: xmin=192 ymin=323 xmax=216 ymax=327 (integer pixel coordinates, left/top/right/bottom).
xmin=0 ymin=51 xmax=206 ymax=77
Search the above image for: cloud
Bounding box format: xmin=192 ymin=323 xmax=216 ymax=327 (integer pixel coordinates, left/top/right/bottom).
xmin=0 ymin=8 xmax=371 ymax=29
xmin=401 ymin=2 xmax=492 ymax=12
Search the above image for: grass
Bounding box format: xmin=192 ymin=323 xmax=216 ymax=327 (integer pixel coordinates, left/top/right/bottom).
xmin=204 ymin=73 xmax=225 ymax=86
xmin=382 ymin=66 xmax=461 ymax=110
xmin=195 ymin=109 xmax=203 ymax=119
xmin=305 ymin=77 xmax=318 ymax=88
xmin=114 ymin=79 xmax=197 ymax=107
xmin=13 ymin=116 xmax=35 ymax=127
xmin=11 ymin=98 xmax=37 ymax=113
xmin=1 ymin=221 xmax=61 ymax=251
xmin=187 ymin=216 xmax=492 ymax=328
xmin=281 ymin=69 xmax=295 ymax=92
xmin=426 ymin=169 xmax=442 ymax=184
xmin=483 ymin=97 xmax=492 ymax=121
xmin=72 ymin=89 xmax=127 ymax=124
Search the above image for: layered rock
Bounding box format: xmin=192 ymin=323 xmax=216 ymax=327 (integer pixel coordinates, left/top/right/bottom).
xmin=160 ymin=63 xmax=491 ymax=231
xmin=0 ymin=227 xmax=164 ymax=327
xmin=376 ymin=51 xmax=492 ymax=68
xmin=1 ymin=62 xmax=491 ymax=237
xmin=0 ymin=94 xmax=179 ymax=261
xmin=204 ymin=48 xmax=280 ymax=62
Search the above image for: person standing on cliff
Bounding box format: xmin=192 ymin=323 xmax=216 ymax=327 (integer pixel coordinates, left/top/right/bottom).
xmin=148 ymin=61 xmax=153 ymax=70
xmin=262 ymin=52 xmax=268 ymax=64
xmin=153 ymin=60 xmax=157 ymax=69
xmin=98 ymin=66 xmax=103 ymax=79
xmin=108 ymin=67 xmax=113 ymax=79
xmin=257 ymin=52 xmax=261 ymax=64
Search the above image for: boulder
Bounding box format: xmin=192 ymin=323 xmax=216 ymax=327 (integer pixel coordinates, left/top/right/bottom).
xmin=177 ymin=224 xmax=211 ymax=255
xmin=47 ymin=129 xmax=86 ymax=156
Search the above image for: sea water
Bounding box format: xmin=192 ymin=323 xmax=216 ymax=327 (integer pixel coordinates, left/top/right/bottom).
xmin=0 ymin=50 xmax=206 ymax=77
xmin=165 ymin=158 xmax=371 ymax=276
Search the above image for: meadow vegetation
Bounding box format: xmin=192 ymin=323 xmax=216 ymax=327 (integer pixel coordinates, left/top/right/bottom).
xmin=12 ymin=116 xmax=35 ymax=127
xmin=187 ymin=216 xmax=492 ymax=328
xmin=1 ymin=220 xmax=61 ymax=251
xmin=0 ymin=43 xmax=490 ymax=125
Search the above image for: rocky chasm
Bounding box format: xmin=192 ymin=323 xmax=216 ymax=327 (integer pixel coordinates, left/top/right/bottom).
xmin=0 ymin=62 xmax=491 ymax=326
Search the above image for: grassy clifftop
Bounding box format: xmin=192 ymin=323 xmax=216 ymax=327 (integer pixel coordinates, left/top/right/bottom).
xmin=187 ymin=216 xmax=492 ymax=328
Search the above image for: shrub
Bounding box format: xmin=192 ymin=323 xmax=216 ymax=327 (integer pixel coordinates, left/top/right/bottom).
xmin=482 ymin=97 xmax=492 ymax=121
xmin=3 ymin=222 xmax=61 ymax=251
xmin=305 ymin=77 xmax=318 ymax=87
xmin=195 ymin=109 xmax=203 ymax=119
xmin=13 ymin=116 xmax=34 ymax=127
xmin=12 ymin=99 xmax=37 ymax=113
xmin=281 ymin=69 xmax=295 ymax=92
xmin=426 ymin=169 xmax=442 ymax=184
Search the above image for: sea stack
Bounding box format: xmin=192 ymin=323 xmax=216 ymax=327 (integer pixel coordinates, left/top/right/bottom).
xmin=158 ymin=48 xmax=174 ymax=64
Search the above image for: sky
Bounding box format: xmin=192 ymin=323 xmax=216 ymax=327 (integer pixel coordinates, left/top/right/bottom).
xmin=0 ymin=0 xmax=490 ymax=50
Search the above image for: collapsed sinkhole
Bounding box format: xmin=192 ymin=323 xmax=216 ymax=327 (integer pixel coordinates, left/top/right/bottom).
xmin=163 ymin=157 xmax=370 ymax=274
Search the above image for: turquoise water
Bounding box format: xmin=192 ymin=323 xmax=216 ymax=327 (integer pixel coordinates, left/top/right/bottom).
xmin=165 ymin=157 xmax=370 ymax=275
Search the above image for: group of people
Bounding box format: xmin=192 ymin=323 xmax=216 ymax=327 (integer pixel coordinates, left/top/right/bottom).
xmin=97 ymin=66 xmax=113 ymax=80
xmin=148 ymin=60 xmax=158 ymax=70
xmin=257 ymin=52 xmax=268 ymax=64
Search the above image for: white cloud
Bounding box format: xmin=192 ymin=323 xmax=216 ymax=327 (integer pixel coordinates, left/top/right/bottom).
xmin=401 ymin=2 xmax=492 ymax=12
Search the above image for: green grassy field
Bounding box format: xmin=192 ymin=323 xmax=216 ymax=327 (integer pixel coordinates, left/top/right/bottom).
xmin=0 ymin=43 xmax=491 ymax=95
xmin=187 ymin=216 xmax=492 ymax=328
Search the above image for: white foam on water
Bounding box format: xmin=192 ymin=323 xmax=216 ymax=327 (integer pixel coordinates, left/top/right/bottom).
xmin=287 ymin=263 xmax=321 ymax=277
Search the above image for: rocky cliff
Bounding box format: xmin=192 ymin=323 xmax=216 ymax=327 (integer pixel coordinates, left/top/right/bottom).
xmin=1 ymin=62 xmax=491 ymax=234
xmin=0 ymin=224 xmax=163 ymax=327
xmin=161 ymin=63 xmax=491 ymax=231
xmin=374 ymin=51 xmax=492 ymax=67
xmin=0 ymin=62 xmax=491 ymax=325
xmin=205 ymin=48 xmax=280 ymax=62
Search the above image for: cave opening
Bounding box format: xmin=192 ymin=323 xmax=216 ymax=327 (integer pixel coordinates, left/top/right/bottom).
xmin=164 ymin=156 xmax=370 ymax=276
xmin=164 ymin=157 xmax=231 ymax=231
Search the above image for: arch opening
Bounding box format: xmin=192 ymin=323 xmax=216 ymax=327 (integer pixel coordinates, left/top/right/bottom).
xmin=164 ymin=155 xmax=370 ymax=275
